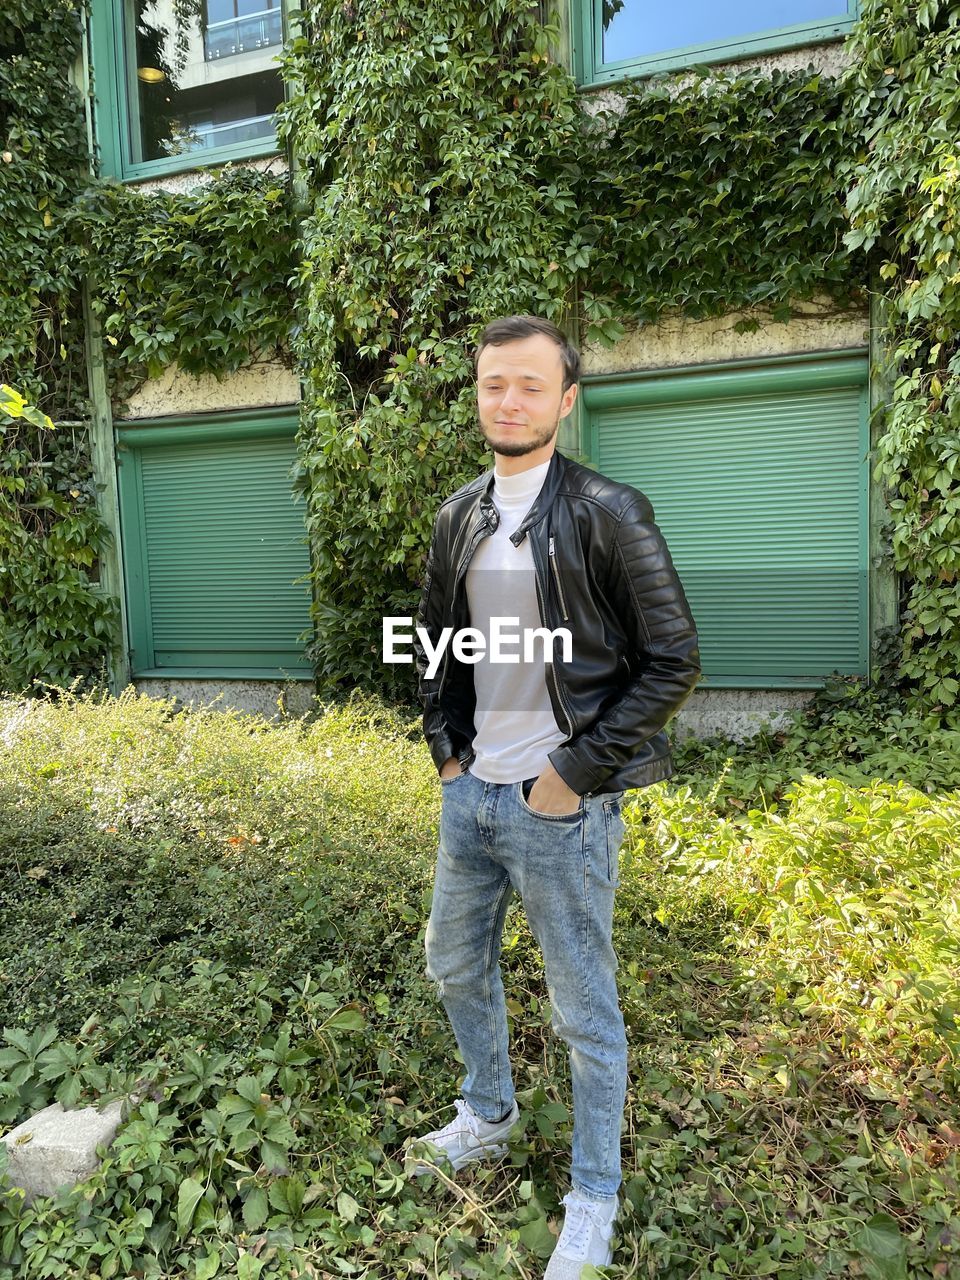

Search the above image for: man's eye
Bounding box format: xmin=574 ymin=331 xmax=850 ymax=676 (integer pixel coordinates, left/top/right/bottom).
xmin=525 ymin=388 xmax=541 ymax=393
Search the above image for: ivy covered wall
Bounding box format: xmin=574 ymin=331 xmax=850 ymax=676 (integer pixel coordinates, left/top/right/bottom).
xmin=1 ymin=0 xmax=958 ymax=708
xmin=842 ymin=0 xmax=960 ymax=707
xmin=0 ymin=2 xmax=117 ymax=690
xmin=280 ymin=0 xmax=867 ymax=697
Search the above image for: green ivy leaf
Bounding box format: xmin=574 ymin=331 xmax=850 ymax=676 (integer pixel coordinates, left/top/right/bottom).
xmin=176 ymin=1177 xmax=206 ymax=1238
xmin=242 ymin=1187 xmax=268 ymax=1232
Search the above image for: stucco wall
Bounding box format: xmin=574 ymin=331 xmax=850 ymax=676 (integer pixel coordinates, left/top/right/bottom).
xmin=581 ymin=38 xmax=853 ymax=117
xmin=121 ymin=358 xmax=301 ymax=419
xmin=674 ymin=688 xmax=813 ymax=742
xmin=129 ymin=152 xmax=288 ymax=198
xmin=132 ymin=676 xmax=812 ymax=744
xmin=582 ymin=296 xmax=870 ymax=376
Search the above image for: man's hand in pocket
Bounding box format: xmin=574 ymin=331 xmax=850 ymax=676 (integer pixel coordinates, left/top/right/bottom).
xmin=527 ymin=763 xmax=580 ymax=815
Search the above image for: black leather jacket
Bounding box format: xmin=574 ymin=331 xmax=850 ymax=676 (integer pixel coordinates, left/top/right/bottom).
xmin=414 ymin=449 xmax=701 ymax=795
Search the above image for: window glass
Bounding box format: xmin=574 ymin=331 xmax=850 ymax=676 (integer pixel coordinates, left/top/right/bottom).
xmin=130 ymin=0 xmax=283 ymax=163
xmin=602 ymin=0 xmax=845 ymax=66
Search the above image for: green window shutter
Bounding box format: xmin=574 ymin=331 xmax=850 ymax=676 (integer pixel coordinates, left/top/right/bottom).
xmin=583 ymin=354 xmax=869 ymax=688
xmin=117 ymin=415 xmax=313 ymax=677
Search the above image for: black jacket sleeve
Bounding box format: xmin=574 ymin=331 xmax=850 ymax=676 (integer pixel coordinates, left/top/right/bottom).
xmin=413 ymin=521 xmax=459 ymax=774
xmin=548 ymin=496 xmax=701 ymax=795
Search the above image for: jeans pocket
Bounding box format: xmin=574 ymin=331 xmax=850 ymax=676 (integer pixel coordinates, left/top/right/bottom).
xmin=516 ymin=781 xmax=584 ymax=823
xmin=440 ymin=768 xmax=468 ymax=785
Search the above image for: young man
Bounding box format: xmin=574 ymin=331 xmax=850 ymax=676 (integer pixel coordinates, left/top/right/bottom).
xmin=409 ymin=315 xmax=700 ymax=1278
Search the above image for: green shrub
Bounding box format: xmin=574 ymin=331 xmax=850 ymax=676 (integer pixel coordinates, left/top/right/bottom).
xmin=0 ymin=687 xmax=957 ymax=1279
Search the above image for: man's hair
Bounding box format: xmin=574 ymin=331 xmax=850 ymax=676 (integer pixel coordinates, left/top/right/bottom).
xmin=474 ymin=315 xmax=580 ymax=391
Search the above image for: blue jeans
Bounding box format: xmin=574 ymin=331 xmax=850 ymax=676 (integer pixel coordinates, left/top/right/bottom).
xmin=424 ymin=769 xmax=628 ymax=1200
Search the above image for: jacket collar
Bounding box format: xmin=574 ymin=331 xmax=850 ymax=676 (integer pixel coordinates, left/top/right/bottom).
xmin=477 ymin=448 xmax=567 ymax=547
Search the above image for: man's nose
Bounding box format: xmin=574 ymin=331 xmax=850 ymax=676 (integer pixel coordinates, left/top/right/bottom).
xmin=499 ymin=385 xmax=522 ymax=414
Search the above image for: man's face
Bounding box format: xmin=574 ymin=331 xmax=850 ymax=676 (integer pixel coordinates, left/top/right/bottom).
xmin=476 ymin=333 xmax=578 ymax=467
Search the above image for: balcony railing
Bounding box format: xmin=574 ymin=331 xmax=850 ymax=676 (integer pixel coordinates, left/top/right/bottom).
xmin=185 ymin=112 xmax=275 ymax=150
xmin=204 ymin=8 xmax=282 ymax=61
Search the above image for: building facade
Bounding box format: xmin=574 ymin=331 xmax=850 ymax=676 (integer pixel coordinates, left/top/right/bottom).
xmin=83 ymin=0 xmax=890 ymax=738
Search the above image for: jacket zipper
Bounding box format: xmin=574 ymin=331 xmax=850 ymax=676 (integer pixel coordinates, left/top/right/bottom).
xmin=548 ymin=536 xmax=569 ymax=621
xmin=531 ymin=534 xmax=574 ymax=740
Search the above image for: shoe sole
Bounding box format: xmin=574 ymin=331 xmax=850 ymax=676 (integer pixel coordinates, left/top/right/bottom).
xmin=405 ymin=1137 xmax=511 ymax=1176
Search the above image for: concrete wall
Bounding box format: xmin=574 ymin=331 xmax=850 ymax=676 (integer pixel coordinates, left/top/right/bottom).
xmin=674 ymin=688 xmax=812 ymax=742
xmin=122 ymin=357 xmax=300 ymax=419
xmin=130 ymin=676 xmax=316 ymax=721
xmin=127 ymin=152 xmax=288 ymax=198
xmin=581 ymin=296 xmax=869 ymax=377
xmin=581 ymin=38 xmax=853 ymax=118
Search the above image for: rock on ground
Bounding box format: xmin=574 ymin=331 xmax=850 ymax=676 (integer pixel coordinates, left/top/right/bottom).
xmin=2 ymin=1100 xmax=125 ymax=1203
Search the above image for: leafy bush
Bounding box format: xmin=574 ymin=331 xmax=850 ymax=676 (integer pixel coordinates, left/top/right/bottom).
xmin=0 ymin=388 xmax=118 ymax=694
xmin=841 ymin=0 xmax=960 ymax=707
xmin=671 ymin=673 xmax=960 ymax=812
xmin=0 ymin=687 xmax=957 ymax=1278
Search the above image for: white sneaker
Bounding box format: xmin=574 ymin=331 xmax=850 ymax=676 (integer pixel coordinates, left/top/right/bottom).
xmin=404 ymin=1098 xmax=519 ymax=1175
xmin=544 ymin=1191 xmax=618 ymax=1279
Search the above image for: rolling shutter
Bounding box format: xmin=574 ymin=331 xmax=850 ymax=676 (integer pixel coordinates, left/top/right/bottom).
xmin=117 ymin=412 xmax=313 ymax=677
xmin=583 ymin=354 xmax=869 ymax=686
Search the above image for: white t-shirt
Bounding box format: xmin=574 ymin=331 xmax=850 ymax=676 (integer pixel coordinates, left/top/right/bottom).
xmin=465 ymin=460 xmax=566 ymax=783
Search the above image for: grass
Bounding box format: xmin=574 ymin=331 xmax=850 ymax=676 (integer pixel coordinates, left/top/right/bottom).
xmin=0 ymin=682 xmax=957 ymax=1279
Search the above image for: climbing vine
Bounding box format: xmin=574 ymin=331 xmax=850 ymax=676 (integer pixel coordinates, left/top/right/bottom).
xmin=588 ymin=66 xmax=865 ymax=326
xmin=281 ymin=0 xmax=867 ymax=695
xmin=0 ymin=2 xmax=88 ymax=416
xmin=0 ymin=1 xmax=119 ymax=692
xmin=0 ymin=385 xmax=117 ymax=690
xmin=1 ymin=5 xmax=298 ymax=692
xmin=280 ymin=0 xmax=589 ymax=694
xmin=841 ymin=0 xmax=960 ymax=706
xmin=73 ymin=166 xmax=299 ymax=404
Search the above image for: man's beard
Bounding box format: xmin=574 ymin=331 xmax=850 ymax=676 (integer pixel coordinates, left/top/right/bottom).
xmin=480 ymin=416 xmax=560 ymax=457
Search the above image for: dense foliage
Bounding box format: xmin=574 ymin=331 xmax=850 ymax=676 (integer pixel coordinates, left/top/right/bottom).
xmin=281 ymin=0 xmax=868 ymax=696
xmin=0 ymin=4 xmax=119 ymax=693
xmin=840 ymin=0 xmax=960 ymax=706
xmin=278 ymin=0 xmax=589 ymax=694
xmin=72 ymin=167 xmax=299 ymax=403
xmin=0 ymin=2 xmax=88 ymax=416
xmin=1 ymin=5 xmax=298 ymax=693
xmin=0 ymin=387 xmax=117 ymax=690
xmin=587 ymin=66 xmax=865 ymax=326
xmin=0 ymin=690 xmax=956 ymax=1278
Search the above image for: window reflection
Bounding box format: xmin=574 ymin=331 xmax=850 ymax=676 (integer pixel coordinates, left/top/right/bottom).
xmin=602 ymin=0 xmax=845 ymax=66
xmin=132 ymin=0 xmax=283 ymax=163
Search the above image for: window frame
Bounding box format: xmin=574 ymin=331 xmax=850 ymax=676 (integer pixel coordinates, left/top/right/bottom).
xmin=573 ymin=0 xmax=859 ymax=88
xmin=88 ymin=0 xmax=288 ymax=182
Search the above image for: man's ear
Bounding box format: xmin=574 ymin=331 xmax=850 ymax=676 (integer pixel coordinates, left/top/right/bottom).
xmin=559 ymin=382 xmax=579 ymax=420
